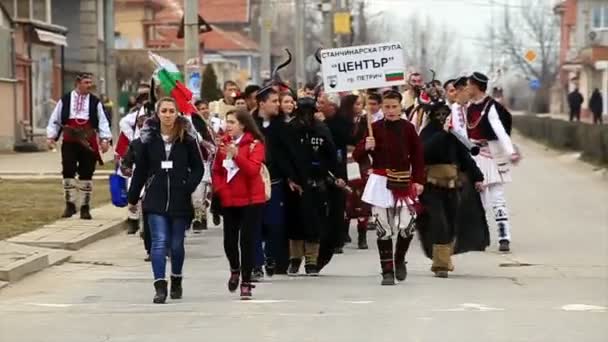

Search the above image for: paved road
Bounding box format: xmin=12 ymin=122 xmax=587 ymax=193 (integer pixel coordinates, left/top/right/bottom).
xmin=0 ymin=134 xmax=606 ymax=342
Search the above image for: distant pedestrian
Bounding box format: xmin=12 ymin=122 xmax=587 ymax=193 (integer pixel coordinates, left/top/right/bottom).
xmin=568 ymin=88 xmax=584 ymax=122
xmin=127 ymin=97 xmax=204 ymax=304
xmin=589 ymin=88 xmax=603 ymax=125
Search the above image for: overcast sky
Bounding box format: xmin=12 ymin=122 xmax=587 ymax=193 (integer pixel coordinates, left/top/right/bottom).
xmin=366 ymin=0 xmax=559 ymax=75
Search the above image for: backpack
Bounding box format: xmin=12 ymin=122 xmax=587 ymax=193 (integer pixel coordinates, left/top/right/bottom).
xmin=250 ymin=141 xmax=271 ymax=201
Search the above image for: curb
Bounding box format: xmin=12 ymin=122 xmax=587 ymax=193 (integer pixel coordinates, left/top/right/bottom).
xmin=0 ymin=250 xmax=48 ymax=283
xmin=1 ymin=204 xmax=126 ymax=286
xmin=8 ymin=219 xmax=127 ymax=251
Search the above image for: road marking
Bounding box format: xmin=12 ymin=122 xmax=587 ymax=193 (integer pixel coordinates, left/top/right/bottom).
xmin=435 ymin=303 xmax=504 ymax=312
xmin=26 ymin=303 xmax=73 ymax=308
xmin=238 ymin=299 xmax=294 ymax=304
xmin=342 ymin=300 xmax=374 ymax=304
xmin=561 ymin=304 xmax=606 ymax=312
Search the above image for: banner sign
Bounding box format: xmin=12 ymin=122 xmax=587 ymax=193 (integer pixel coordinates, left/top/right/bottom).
xmin=320 ymin=42 xmax=406 ymax=93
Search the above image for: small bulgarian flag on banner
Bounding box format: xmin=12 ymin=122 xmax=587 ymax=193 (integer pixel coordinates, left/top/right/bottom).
xmin=148 ymin=51 xmax=197 ymax=115
xmin=385 ymin=71 xmax=405 ymax=82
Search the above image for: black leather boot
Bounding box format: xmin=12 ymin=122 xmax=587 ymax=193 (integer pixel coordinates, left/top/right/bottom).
xmin=126 ymin=218 xmax=139 ymax=234
xmin=170 ymin=276 xmax=183 ymax=299
xmin=377 ymin=239 xmax=395 ymax=286
xmin=62 ymin=202 xmax=77 ymax=218
xmin=394 ymin=234 xmax=413 ymax=281
xmin=80 ymin=205 xmax=92 ymax=220
xmin=358 ymin=231 xmax=368 ymax=250
xmin=153 ymin=279 xmax=168 ymax=304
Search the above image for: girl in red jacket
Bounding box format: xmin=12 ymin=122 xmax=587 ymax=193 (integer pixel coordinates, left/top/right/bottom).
xmin=212 ymin=109 xmax=266 ymax=300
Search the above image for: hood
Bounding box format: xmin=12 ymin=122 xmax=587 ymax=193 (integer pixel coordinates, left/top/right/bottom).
xmin=139 ymin=115 xmax=197 ymax=144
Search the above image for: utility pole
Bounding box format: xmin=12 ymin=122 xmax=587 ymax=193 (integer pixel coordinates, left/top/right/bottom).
xmin=321 ymin=0 xmax=333 ymax=49
xmin=489 ymin=0 xmax=495 ymax=75
xmin=184 ymin=0 xmax=200 ymax=97
xmin=260 ymin=0 xmax=272 ymax=81
xmin=294 ymin=0 xmax=306 ymax=87
xmin=104 ymin=0 xmax=119 ymax=138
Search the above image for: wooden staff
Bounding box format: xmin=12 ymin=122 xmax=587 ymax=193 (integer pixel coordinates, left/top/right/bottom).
xmin=366 ymin=110 xmax=374 ymax=138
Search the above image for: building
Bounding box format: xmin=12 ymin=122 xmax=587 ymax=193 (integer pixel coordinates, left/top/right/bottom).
xmin=114 ymin=0 xmax=261 ymax=90
xmin=555 ymin=0 xmax=608 ymax=116
xmin=0 ymin=0 xmax=68 ymax=150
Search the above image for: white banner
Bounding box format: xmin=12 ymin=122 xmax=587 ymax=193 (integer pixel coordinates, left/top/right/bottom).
xmin=320 ymin=42 xmax=406 ymax=93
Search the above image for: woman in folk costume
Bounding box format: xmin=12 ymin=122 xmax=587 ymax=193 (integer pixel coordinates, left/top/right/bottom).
xmin=352 ymin=90 xmax=425 ymax=286
xmin=414 ymin=79 xmax=489 ymax=278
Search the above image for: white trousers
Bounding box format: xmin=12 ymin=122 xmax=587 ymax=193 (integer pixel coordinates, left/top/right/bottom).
xmin=480 ymin=183 xmax=512 ymax=242
xmin=372 ymin=205 xmax=412 ymax=241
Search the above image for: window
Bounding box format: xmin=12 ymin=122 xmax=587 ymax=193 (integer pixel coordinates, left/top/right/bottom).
xmin=591 ymin=4 xmax=608 ymax=30
xmin=0 ymin=0 xmax=15 ymax=18
xmin=32 ymin=0 xmax=48 ymax=22
xmin=16 ymin=0 xmax=29 ymax=19
xmin=0 ymin=8 xmax=12 ymax=78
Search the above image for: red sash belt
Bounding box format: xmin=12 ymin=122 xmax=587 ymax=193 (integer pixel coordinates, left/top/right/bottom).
xmin=63 ymin=119 xmax=103 ymax=164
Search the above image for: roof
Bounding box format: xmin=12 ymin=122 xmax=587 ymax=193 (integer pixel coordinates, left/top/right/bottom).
xmin=155 ymin=25 xmax=258 ymax=52
xmin=115 ymin=0 xmax=167 ymax=10
xmin=204 ymin=26 xmax=258 ymax=51
xmin=156 ymin=0 xmax=249 ymax=25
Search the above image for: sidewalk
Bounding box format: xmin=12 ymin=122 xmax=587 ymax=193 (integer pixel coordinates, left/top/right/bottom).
xmin=0 ymin=149 xmax=114 ymax=177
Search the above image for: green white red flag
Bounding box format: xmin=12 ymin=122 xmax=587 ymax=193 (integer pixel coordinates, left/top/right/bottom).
xmin=148 ymin=51 xmax=196 ymax=115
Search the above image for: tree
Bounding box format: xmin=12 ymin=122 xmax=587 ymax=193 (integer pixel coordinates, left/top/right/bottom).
xmin=367 ymin=11 xmax=458 ymax=80
xmin=116 ymin=51 xmax=155 ymax=92
xmin=490 ymin=1 xmax=559 ymax=113
xmin=201 ymin=65 xmax=222 ymax=101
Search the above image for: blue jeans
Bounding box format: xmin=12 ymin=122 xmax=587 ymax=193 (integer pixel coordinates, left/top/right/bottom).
xmin=147 ymin=214 xmax=189 ymax=280
xmin=254 ymin=182 xmax=287 ymax=268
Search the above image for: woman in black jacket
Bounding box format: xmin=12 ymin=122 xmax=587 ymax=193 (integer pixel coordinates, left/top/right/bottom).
xmin=128 ymin=97 xmax=204 ymax=304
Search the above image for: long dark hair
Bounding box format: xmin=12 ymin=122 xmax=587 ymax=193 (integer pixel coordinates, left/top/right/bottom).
xmin=227 ymin=109 xmax=265 ymax=143
xmin=337 ymin=94 xmax=359 ymax=121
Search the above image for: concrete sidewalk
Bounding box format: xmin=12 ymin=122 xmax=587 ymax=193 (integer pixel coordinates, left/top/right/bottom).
xmin=0 ymin=149 xmax=114 ymax=175
xmin=0 ymin=204 xmax=126 ymax=283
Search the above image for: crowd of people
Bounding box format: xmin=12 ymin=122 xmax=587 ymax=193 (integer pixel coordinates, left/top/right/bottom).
xmin=46 ymin=67 xmax=521 ymax=303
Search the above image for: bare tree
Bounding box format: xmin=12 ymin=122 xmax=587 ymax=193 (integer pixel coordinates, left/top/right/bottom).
xmin=368 ymin=11 xmax=457 ymax=80
xmin=491 ymin=1 xmax=559 ymax=112
xmin=116 ymin=51 xmax=155 ymax=92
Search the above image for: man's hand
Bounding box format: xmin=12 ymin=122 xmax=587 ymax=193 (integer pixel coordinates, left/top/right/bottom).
xmin=413 ymin=183 xmax=424 ymax=196
xmin=474 ymin=181 xmax=485 ymax=192
xmin=128 ymin=203 xmax=138 ymax=213
xmin=47 ymin=138 xmax=56 ymax=150
xmin=335 ymin=178 xmax=346 ymax=189
xmin=364 ymin=137 xmax=375 ymax=151
xmin=314 ymin=112 xmax=325 ymax=121
xmin=510 ymin=152 xmax=521 ymax=165
xmin=288 ymin=180 xmax=303 ymax=195
xmin=122 ymin=168 xmax=133 ymax=177
xmin=443 ymin=115 xmax=452 ymax=132
xmin=100 ymin=139 xmax=110 ymax=153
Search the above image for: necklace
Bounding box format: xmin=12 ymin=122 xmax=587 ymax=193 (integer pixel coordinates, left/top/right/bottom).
xmin=467 ymin=99 xmax=492 ymax=130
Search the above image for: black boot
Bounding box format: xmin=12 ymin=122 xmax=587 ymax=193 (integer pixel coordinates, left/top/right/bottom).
xmin=80 ymin=205 xmax=92 ymax=220
xmin=212 ymin=213 xmax=221 ymax=226
xmin=377 ymin=239 xmax=395 ymax=286
xmin=265 ymin=260 xmax=276 ymax=277
xmin=62 ymin=202 xmax=77 ymax=218
xmin=287 ymin=258 xmax=302 ymax=276
xmin=153 ymin=279 xmax=168 ymax=304
xmin=170 ymin=276 xmax=183 ymax=299
xmin=394 ymin=234 xmax=413 ymax=281
xmin=126 ymin=218 xmax=139 ymax=234
xmin=228 ymin=270 xmax=240 ymax=292
xmin=358 ymin=231 xmax=368 ymax=250
xmin=240 ymin=282 xmax=255 ymax=300
xmin=499 ymin=239 xmax=511 ymax=252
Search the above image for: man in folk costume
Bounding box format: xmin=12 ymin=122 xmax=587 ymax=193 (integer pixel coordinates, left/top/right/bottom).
xmin=415 ymin=82 xmax=488 ymax=278
xmin=190 ymin=99 xmax=218 ymax=232
xmin=353 ymin=90 xmax=425 ymax=285
xmin=46 ymin=72 xmax=112 ymax=219
xmin=466 ymin=72 xmax=520 ymax=252
xmin=115 ymin=82 xmax=154 ymax=234
xmin=287 ymin=97 xmax=339 ymax=276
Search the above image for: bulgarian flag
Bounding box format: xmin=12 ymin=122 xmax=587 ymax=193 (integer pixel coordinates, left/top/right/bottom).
xmin=148 ymin=51 xmax=197 ymax=115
